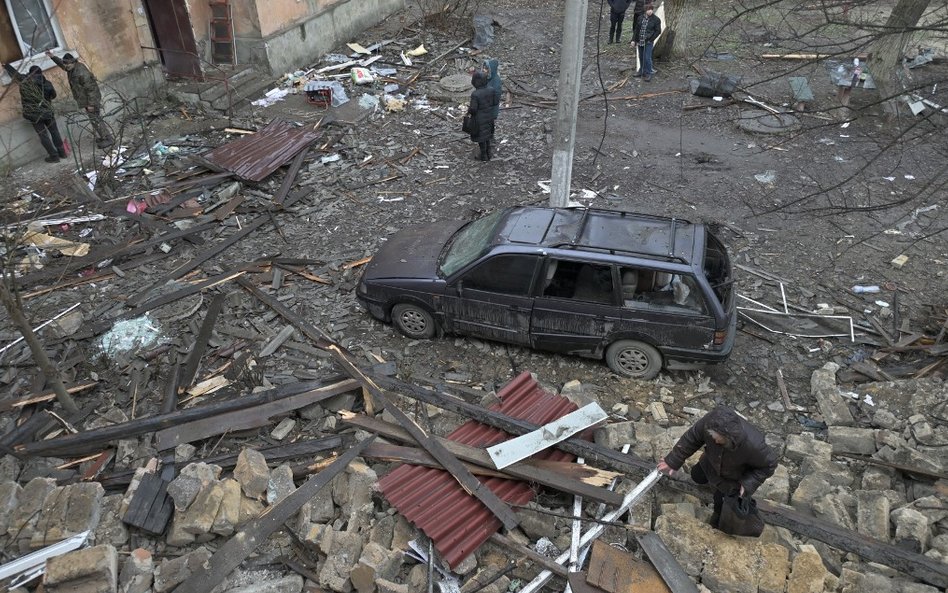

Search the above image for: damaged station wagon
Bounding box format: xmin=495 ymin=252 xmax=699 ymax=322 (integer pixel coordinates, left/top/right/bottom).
xmin=357 ymin=206 xmax=736 ymax=379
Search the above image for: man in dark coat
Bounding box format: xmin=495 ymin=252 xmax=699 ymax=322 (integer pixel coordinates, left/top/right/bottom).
xmin=607 ymin=0 xmax=633 ymax=44
xmin=2 ymin=62 xmax=66 ymax=163
xmin=468 ymin=69 xmax=499 ymax=162
xmin=658 ymin=406 xmax=778 ymax=528
xmin=632 ymin=4 xmax=662 ymax=81
xmin=47 ymin=51 xmax=113 ymax=148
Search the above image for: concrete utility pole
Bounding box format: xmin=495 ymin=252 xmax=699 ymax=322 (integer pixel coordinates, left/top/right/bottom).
xmin=550 ymin=0 xmax=589 ymax=208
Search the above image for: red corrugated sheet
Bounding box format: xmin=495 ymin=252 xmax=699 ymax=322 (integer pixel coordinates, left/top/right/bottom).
xmin=202 ymin=120 xmax=319 ymax=181
xmin=378 ymin=372 xmax=579 ymax=568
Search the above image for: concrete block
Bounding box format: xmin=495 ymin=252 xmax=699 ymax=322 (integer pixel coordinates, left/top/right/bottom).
xmin=871 ymin=408 xmax=901 ymax=430
xmin=785 ymin=433 xmax=832 ymax=463
xmin=856 ymin=490 xmax=890 ymax=540
xmin=594 ymin=420 xmax=635 ymax=450
xmin=179 ymin=481 xmax=224 ymax=534
xmin=861 ymin=467 xmax=892 ymax=490
xmin=828 ymin=426 xmax=877 ymax=455
xmin=119 ymin=547 xmax=153 ymax=593
xmin=812 ymin=493 xmax=855 ymax=530
xmin=368 ymin=514 xmax=395 ymax=549
xmin=891 ymin=507 xmax=930 ymax=552
xmin=267 ymin=464 xmax=296 ymax=506
xmin=319 ymin=530 xmax=363 ymax=592
xmin=519 ymin=503 xmax=557 ymax=540
xmin=45 ymin=544 xmax=117 ymax=593
xmin=154 ymin=546 xmax=212 ymax=593
xmin=0 ymin=480 xmax=21 ymax=533
xmin=237 ymin=496 xmax=265 ymax=527
xmin=94 ymin=494 xmax=129 ymax=549
xmin=757 ymin=543 xmax=791 ymax=593
xmin=7 ymin=477 xmax=55 ymax=547
xmin=226 ymin=575 xmax=304 ymax=593
xmin=234 ymin=448 xmax=270 ymax=498
xmin=165 ymin=515 xmax=196 ymax=547
xmin=756 ymin=464 xmax=790 ymax=504
xmin=787 ymin=544 xmax=831 ymax=593
xmin=790 ymin=473 xmax=833 ymax=511
xmin=646 ymin=402 xmax=669 ymax=425
xmin=810 ymin=363 xmax=854 ymax=426
xmin=351 ymin=542 xmax=404 ymax=593
xmin=212 ymin=478 xmax=241 ymax=536
xmin=377 ymin=578 xmax=410 ymax=593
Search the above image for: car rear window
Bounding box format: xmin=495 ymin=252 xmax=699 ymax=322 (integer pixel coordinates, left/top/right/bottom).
xmin=704 ymin=232 xmax=733 ymax=307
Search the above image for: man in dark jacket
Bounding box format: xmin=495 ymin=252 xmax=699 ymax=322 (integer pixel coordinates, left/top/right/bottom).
xmin=468 ymin=69 xmax=499 ymax=162
xmin=658 ymin=406 xmax=778 ymax=528
xmin=607 ymin=0 xmax=633 ymax=44
xmin=632 ymin=4 xmax=662 ymax=81
xmin=46 ymin=51 xmax=113 ymax=148
xmin=2 ymin=62 xmax=66 ymax=163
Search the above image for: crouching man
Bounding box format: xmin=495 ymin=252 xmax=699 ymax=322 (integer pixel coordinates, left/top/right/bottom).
xmin=657 ymin=406 xmax=777 ymax=528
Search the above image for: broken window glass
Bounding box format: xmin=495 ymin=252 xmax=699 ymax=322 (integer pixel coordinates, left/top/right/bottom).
xmin=543 ymin=260 xmax=615 ymax=305
xmin=462 ymin=254 xmax=538 ymax=296
xmin=620 ymin=267 xmax=707 ymax=314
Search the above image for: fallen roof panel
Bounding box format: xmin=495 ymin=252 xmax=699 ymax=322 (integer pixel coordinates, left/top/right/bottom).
xmin=377 ymin=371 xmax=579 ymax=568
xmin=202 ymin=120 xmax=318 ymax=182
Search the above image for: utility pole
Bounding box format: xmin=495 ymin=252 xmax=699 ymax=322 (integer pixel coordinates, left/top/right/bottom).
xmin=550 ymin=0 xmax=589 ymax=207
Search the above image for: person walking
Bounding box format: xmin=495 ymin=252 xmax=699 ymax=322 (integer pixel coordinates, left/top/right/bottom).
xmin=607 ymin=0 xmax=633 ymax=44
xmin=657 ymin=406 xmax=778 ymax=529
xmin=2 ymin=63 xmax=67 ymax=163
xmin=632 ymin=4 xmax=662 ymax=81
xmin=46 ymin=51 xmax=114 ymax=149
xmin=467 ymin=68 xmax=499 ymax=162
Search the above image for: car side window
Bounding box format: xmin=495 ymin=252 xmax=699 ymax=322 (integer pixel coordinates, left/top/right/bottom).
xmin=462 ymin=255 xmax=538 ymax=296
xmin=620 ymin=267 xmax=707 ymax=314
xmin=541 ymin=259 xmax=616 ymax=305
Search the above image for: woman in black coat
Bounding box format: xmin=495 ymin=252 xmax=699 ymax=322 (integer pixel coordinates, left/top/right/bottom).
xmin=468 ymin=69 xmax=499 ymax=162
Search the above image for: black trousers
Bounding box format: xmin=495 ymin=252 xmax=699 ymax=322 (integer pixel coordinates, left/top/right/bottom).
xmin=691 ymin=463 xmax=738 ymax=517
xmin=31 ymin=114 xmax=65 ymax=157
xmin=609 ymin=11 xmax=626 ymax=41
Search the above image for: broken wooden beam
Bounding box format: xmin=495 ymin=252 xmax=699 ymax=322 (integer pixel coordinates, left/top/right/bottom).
xmin=489 ymin=533 xmax=568 ymax=577
xmin=178 ymin=294 xmax=226 ymax=392
xmin=0 ymin=382 xmax=97 ymax=413
xmin=171 ymin=436 xmax=374 ymax=593
xmin=16 ymin=378 xmax=351 ymax=456
xmin=273 ymin=145 xmax=311 ymax=206
xmin=636 ymin=532 xmax=698 ymax=593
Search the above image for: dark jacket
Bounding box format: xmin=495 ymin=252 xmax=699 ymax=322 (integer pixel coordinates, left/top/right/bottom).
xmin=51 ymin=56 xmax=102 ymax=108
xmin=664 ymin=406 xmax=778 ymax=496
xmin=608 ymin=0 xmax=633 ymax=13
xmin=632 ymin=0 xmax=647 ymax=15
xmin=468 ymin=70 xmax=498 ymax=143
xmin=3 ymin=64 xmax=56 ymax=123
xmin=634 ymin=13 xmax=662 ymax=45
xmin=484 ymin=59 xmax=502 ymax=119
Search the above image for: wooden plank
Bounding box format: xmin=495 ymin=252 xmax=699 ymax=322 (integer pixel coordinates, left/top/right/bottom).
xmin=17 ymin=379 xmax=351 ymax=456
xmin=489 ymin=533 xmax=568 ymax=577
xmin=238 ymin=276 xmax=517 ymax=529
xmin=179 ymin=294 xmax=226 ymax=391
xmin=635 ymin=533 xmax=697 ymax=593
xmin=588 ymin=539 xmax=672 ymax=593
xmin=171 ymin=436 xmax=374 ymax=593
xmin=154 ymin=379 xmax=358 ymax=451
xmin=273 ymin=145 xmax=311 ymax=206
xmin=130 ymin=265 xmax=261 ymax=317
xmin=568 ymin=573 xmax=606 ymax=593
xmin=832 ymin=452 xmax=948 ymax=481
xmin=487 ymin=402 xmax=607 ymax=469
xmin=341 ymin=413 xmax=623 ymax=506
xmin=370 ymin=373 xmax=948 ymax=589
xmin=0 ymin=382 xmax=98 ymax=413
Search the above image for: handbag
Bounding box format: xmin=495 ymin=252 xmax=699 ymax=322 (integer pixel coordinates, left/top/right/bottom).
xmin=718 ymin=494 xmax=765 ymax=537
xmin=462 ymin=113 xmax=476 ymax=135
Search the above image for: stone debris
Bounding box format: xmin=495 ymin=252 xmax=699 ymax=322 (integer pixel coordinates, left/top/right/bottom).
xmin=44 ymin=544 xmax=118 ymax=593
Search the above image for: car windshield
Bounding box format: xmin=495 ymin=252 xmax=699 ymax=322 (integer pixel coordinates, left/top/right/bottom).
xmin=439 ymin=210 xmax=505 ymax=277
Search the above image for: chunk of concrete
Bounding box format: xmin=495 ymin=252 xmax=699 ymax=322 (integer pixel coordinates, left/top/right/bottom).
xmin=812 ymin=493 xmax=856 ymax=530
xmin=45 ymin=544 xmax=117 ymax=593
xmin=119 ymin=547 xmax=154 ymax=593
xmin=758 ymin=543 xmax=791 ymax=593
xmin=234 ymin=448 xmax=270 ymax=498
xmin=212 ymin=478 xmax=241 ymax=536
xmin=350 ymin=542 xmax=404 ymax=593
xmin=226 ymin=574 xmax=304 ymax=593
xmin=787 ymin=544 xmax=831 ymax=593
xmin=756 ymin=464 xmax=790 ymax=504
xmin=594 ymin=420 xmax=635 ymax=451
xmin=0 ymin=480 xmax=21 ymax=533
xmin=154 ymin=546 xmax=212 ymax=593
xmin=856 ymin=490 xmax=890 ymax=541
xmin=790 ymin=473 xmax=833 ymax=511
xmin=891 ymin=507 xmax=931 ymax=552
xmin=319 ymin=530 xmax=363 ymax=592
xmin=784 ymin=433 xmax=832 ymax=463
xmin=828 ymin=426 xmax=877 ymax=455
xmin=267 ymin=464 xmax=296 ymax=506
xmin=7 ymin=477 xmax=55 ymax=547
xmin=179 ymin=481 xmax=224 ymax=534
xmin=811 ymin=363 xmax=854 ymax=426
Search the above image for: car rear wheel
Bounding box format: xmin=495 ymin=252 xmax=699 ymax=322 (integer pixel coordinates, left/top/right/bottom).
xmin=606 ymin=340 xmax=663 ymax=380
xmin=391 ymin=303 xmax=436 ymax=339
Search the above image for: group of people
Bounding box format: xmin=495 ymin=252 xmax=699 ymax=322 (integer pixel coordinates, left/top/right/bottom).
xmin=2 ymin=51 xmax=112 ymax=163
xmin=609 ymin=0 xmax=663 ymax=81
xmin=466 ymin=58 xmax=502 ymax=162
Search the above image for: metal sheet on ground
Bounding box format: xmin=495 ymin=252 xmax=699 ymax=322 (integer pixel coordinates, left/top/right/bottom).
xmin=487 ymin=402 xmax=607 ymax=469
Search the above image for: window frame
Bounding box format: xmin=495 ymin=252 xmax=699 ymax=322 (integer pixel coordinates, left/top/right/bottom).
xmin=0 ymin=0 xmax=65 ymax=84
xmin=457 ymin=253 xmax=540 ymax=297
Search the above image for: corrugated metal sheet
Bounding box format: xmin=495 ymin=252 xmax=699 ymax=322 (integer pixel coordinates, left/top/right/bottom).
xmin=378 ymin=372 xmax=579 ymax=568
xmin=202 ymin=120 xmax=318 ymax=182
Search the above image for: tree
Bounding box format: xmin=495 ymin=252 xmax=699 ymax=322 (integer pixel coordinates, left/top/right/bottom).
xmin=654 ymin=0 xmax=702 ymax=60
xmin=867 ymin=0 xmax=933 ymax=117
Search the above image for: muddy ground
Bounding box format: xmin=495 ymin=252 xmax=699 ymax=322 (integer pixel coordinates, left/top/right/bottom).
xmin=2 ymin=0 xmax=946 ymax=451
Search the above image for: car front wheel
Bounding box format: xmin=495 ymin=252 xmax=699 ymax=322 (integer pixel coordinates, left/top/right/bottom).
xmin=606 ymin=340 xmax=663 ymax=380
xmin=391 ymin=303 xmax=436 ymax=339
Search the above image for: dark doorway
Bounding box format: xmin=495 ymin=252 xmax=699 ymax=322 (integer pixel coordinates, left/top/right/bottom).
xmin=143 ymin=0 xmax=202 ymax=79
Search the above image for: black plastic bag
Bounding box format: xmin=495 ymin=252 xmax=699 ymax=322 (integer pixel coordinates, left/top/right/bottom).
xmin=718 ymin=494 xmax=765 ymax=537
xmin=462 ymin=113 xmax=477 ymax=135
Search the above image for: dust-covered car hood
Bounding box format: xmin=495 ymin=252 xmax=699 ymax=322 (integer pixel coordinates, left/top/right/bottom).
xmin=361 ymin=220 xmax=467 ymax=281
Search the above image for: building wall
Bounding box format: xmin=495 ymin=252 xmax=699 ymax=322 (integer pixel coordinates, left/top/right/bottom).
xmin=0 ymin=0 xmax=162 ymax=168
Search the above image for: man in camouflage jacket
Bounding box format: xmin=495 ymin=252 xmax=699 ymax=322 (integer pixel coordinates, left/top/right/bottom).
xmin=47 ymin=51 xmax=114 ymax=148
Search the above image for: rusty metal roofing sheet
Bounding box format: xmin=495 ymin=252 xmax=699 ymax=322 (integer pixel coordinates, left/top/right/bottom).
xmin=377 ymin=371 xmax=579 ymax=568
xmin=201 ymin=120 xmax=319 ymax=182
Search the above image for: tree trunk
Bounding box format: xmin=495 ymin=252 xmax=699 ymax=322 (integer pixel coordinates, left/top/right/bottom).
xmin=0 ymin=276 xmax=79 ymax=417
xmin=654 ymin=0 xmax=698 ymax=60
xmin=868 ymin=0 xmax=931 ymax=117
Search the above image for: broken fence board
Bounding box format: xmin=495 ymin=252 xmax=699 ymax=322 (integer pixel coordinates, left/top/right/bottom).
xmin=171 ymin=436 xmax=374 ymax=593
xmin=155 ymin=379 xmax=357 ymax=451
xmin=0 ymin=381 xmax=97 ymax=413
xmin=487 ymin=402 xmax=607 ymax=469
xmin=635 ymin=532 xmax=698 ymax=593
xmin=179 ymin=294 xmax=226 ymax=392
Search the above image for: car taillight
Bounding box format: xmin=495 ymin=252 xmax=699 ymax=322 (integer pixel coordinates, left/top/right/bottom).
xmin=713 ymin=330 xmax=727 ymax=346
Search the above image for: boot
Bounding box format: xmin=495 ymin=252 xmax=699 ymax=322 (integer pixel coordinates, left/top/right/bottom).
xmin=478 ymin=142 xmax=488 ymax=162
xmin=485 ymin=140 xmax=492 ymax=161
xmin=45 ymin=155 xmax=60 ymax=163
